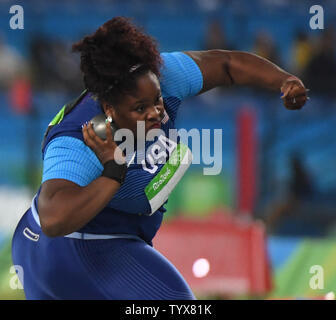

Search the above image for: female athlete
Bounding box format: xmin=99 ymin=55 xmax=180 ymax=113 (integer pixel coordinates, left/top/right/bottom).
xmin=11 ymin=17 xmax=308 ymax=299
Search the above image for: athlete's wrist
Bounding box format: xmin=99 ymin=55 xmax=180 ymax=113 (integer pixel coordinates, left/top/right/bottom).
xmin=102 ymin=160 xmax=127 ymax=184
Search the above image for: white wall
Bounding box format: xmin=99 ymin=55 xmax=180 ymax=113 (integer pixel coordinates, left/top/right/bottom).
xmin=0 ymin=187 xmax=31 ymax=236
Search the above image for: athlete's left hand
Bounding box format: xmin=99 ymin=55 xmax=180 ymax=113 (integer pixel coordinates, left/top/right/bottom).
xmin=280 ymin=76 xmax=309 ymax=110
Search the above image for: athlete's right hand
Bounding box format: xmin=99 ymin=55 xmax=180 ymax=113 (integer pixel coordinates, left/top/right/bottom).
xmin=82 ymin=121 xmax=125 ymax=165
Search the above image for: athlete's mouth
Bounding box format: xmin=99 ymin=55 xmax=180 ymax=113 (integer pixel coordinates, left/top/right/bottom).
xmin=149 ymin=122 xmax=161 ymax=129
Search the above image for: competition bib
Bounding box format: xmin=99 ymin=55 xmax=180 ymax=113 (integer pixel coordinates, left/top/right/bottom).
xmin=145 ymin=142 xmax=192 ymax=214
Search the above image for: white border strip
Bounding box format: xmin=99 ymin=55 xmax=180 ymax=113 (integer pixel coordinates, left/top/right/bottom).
xmin=31 ymin=195 xmax=41 ymax=227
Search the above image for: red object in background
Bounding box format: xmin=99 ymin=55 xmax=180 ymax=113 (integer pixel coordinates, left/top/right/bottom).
xmin=237 ymin=108 xmax=257 ymax=215
xmin=9 ymin=78 xmax=32 ymax=114
xmin=154 ymin=213 xmax=272 ymax=297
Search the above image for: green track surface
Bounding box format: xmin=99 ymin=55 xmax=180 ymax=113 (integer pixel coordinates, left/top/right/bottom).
xmin=269 ymin=239 xmax=336 ymax=299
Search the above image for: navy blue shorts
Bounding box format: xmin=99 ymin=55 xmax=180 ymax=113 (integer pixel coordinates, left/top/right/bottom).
xmin=11 ymin=209 xmax=195 ymax=300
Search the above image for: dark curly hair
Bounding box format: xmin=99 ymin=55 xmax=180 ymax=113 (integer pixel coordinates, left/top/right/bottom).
xmin=72 ymin=17 xmax=162 ymax=105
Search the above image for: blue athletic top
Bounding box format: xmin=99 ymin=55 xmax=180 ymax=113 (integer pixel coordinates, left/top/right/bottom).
xmin=35 ymin=52 xmax=203 ymax=245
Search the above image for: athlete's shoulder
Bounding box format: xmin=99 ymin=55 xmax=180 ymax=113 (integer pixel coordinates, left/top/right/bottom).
xmin=159 ymin=52 xmax=203 ymax=101
xmin=42 ymin=92 xmax=103 ymax=154
xmin=42 ymin=135 xmax=102 ymax=187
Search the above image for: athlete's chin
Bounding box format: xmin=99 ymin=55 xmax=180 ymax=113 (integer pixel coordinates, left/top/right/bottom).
xmin=145 ymin=125 xmax=162 ymax=134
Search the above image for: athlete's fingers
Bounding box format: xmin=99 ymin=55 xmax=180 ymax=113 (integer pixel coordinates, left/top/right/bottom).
xmin=281 ymin=76 xmax=305 ymax=99
xmin=284 ymin=95 xmax=307 ymax=110
xmin=106 ymin=122 xmax=125 ymax=162
xmin=283 ymin=84 xmax=308 ymax=109
xmin=281 ymin=76 xmax=308 ymax=110
xmin=281 ymin=85 xmax=292 ymax=99
xmin=87 ymin=122 xmax=105 ymax=146
xmin=82 ymin=124 xmax=95 ymax=149
xmin=105 ymin=121 xmax=116 ymax=146
xmin=286 ymin=84 xmax=307 ymax=100
xmin=113 ymin=146 xmax=127 ymax=165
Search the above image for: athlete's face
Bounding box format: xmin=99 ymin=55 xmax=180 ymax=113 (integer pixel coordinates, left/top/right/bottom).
xmin=104 ymin=71 xmax=165 ymax=137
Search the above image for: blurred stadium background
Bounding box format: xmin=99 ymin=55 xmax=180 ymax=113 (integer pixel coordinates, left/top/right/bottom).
xmin=1 ymin=0 xmax=336 ymax=299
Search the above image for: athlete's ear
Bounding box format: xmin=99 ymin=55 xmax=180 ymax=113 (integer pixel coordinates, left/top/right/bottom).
xmin=102 ymin=102 xmax=116 ymax=119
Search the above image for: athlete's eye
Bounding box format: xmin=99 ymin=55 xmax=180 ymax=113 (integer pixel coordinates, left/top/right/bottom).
xmin=155 ymin=94 xmax=162 ymax=105
xmin=135 ymin=105 xmax=145 ymax=113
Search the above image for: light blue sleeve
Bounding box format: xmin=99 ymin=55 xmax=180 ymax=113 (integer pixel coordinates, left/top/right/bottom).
xmin=42 ymin=136 xmax=103 ymax=186
xmin=160 ymin=52 xmax=203 ymax=100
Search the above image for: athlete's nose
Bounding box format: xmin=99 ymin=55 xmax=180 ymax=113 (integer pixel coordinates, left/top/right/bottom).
xmin=147 ymin=105 xmax=163 ymax=122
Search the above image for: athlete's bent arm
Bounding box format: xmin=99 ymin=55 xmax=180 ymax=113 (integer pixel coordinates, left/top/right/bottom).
xmin=38 ymin=178 xmax=121 ymax=238
xmin=185 ymin=50 xmax=308 ymax=110
xmin=38 ymin=122 xmax=124 ymax=237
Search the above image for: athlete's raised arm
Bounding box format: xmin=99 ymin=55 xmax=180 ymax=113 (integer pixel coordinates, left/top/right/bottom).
xmin=185 ymin=50 xmax=308 ymax=110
